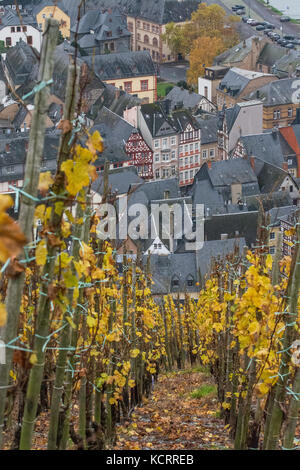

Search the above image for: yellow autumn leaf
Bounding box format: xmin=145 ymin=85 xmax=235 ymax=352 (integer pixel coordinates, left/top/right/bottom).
xmin=29 ymin=353 xmax=38 ymax=365
xmin=266 ymin=254 xmax=273 ymax=271
xmin=35 ymin=240 xmax=47 ymax=266
xmin=0 ymin=302 xmax=7 ymax=327
xmin=130 ymin=348 xmax=140 ymax=358
xmin=38 ymin=171 xmax=54 ymax=195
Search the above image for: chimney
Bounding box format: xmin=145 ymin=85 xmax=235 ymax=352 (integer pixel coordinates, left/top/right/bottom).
xmin=207 ymin=160 xmax=212 ymax=169
xmin=250 ymin=156 xmax=255 ymax=171
xmin=282 ymin=161 xmax=288 ymax=171
xmin=221 ymin=233 xmax=228 ymax=240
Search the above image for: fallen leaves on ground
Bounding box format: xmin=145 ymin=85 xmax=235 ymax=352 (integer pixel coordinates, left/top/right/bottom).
xmin=114 ymin=369 xmax=232 ymax=450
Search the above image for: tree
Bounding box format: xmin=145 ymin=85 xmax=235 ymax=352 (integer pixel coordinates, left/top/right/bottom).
xmin=187 ymin=36 xmax=224 ymax=86
xmin=162 ymin=2 xmax=240 ymax=60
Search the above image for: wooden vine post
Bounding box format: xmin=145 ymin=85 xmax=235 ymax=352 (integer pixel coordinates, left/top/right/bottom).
xmin=0 ymin=18 xmax=59 ymax=448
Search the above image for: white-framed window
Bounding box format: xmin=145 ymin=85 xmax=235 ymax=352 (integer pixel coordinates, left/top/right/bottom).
xmin=162 ymin=138 xmax=168 ymax=149
xmin=155 ymin=169 xmax=160 ymax=178
xmin=288 ymin=159 xmax=293 ymax=165
xmin=179 ymin=145 xmax=183 ymax=154
xmin=288 ymin=108 xmax=293 ymax=118
xmin=209 ymin=148 xmax=215 ymax=158
xmin=179 ymin=159 xmax=183 ymax=168
xmin=189 ymin=143 xmax=193 ymax=152
xmin=184 ymin=145 xmax=188 ymax=153
xmin=154 ymin=153 xmax=160 ymax=162
xmin=184 ymin=157 xmax=188 ymax=166
xmin=202 ymin=149 xmax=207 ymax=159
xmin=171 ymin=136 xmax=176 ymax=146
xmin=154 ymin=140 xmax=159 ymax=148
xmin=162 ymin=168 xmax=169 ymax=178
xmin=195 ymin=154 xmax=199 ymax=163
xmin=184 ymin=171 xmax=188 ymax=180
xmin=195 ymin=142 xmax=199 ymax=150
xmin=190 ymin=156 xmax=193 ymax=165
xmin=171 ymin=150 xmax=176 ymax=159
xmin=162 ymin=153 xmax=169 ymax=161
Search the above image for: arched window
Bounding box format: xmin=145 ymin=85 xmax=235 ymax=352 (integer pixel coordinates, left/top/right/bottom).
xmin=186 ymin=275 xmax=194 ymax=287
xmin=153 ymin=37 xmax=158 ymax=47
xmin=144 ymin=35 xmax=149 ymax=44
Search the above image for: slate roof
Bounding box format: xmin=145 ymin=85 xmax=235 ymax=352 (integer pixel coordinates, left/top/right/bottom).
xmin=247 ymin=78 xmax=299 ymax=106
xmin=33 ymin=0 xmax=68 ymax=16
xmin=143 ymin=252 xmax=198 ymax=295
xmin=195 ymin=116 xmax=218 ymax=145
xmin=71 ymin=7 xmax=130 ymax=37
xmin=218 ymin=67 xmax=274 ymax=98
xmin=272 ymin=50 xmax=300 ymax=78
xmin=205 ymin=212 xmax=259 ymax=247
xmin=196 ymin=238 xmax=246 ymax=284
xmin=0 ymin=7 xmax=37 ymax=29
xmin=92 ymin=106 xmax=135 ymax=163
xmin=129 ymin=177 xmax=180 ymax=207
xmin=141 ymin=102 xmax=178 ymax=138
xmin=164 ymin=86 xmax=203 ymax=111
xmin=92 ymin=165 xmax=143 ymax=196
xmin=196 ymin=159 xmax=258 ymax=187
xmin=215 ymin=37 xmax=264 ymax=66
xmin=267 ymin=205 xmax=297 ymax=226
xmin=85 ymin=50 xmax=156 ymax=81
xmin=4 ymin=40 xmax=39 ymax=87
xmin=257 ymin=162 xmax=293 ymax=194
xmin=245 ymin=192 xmax=293 ymax=212
xmin=240 ymin=132 xmax=285 ymax=170
xmin=257 ymin=42 xmax=286 ymax=68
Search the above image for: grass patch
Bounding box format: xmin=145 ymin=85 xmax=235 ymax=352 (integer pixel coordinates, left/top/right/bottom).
xmin=190 ymin=384 xmax=217 ymax=399
xmin=157 ymin=81 xmax=174 ymax=98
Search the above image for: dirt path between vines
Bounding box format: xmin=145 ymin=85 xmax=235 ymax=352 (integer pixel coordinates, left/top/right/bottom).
xmin=114 ymin=368 xmax=232 ymax=450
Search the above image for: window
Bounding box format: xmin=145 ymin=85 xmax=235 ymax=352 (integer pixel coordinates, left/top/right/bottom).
xmin=270 ymin=232 xmax=275 ymax=240
xmin=269 ymin=246 xmax=275 ymax=255
xmin=190 ymin=156 xmax=193 ymax=165
xmin=124 ymin=82 xmax=132 ymax=93
xmin=17 ymin=26 xmax=21 ymax=32
xmin=290 ymin=185 xmax=294 ymax=192
xmin=273 ymin=109 xmax=281 ymax=120
xmin=164 ymin=190 xmax=170 ymax=199
xmin=209 ymin=148 xmax=215 ymax=158
xmin=171 ymin=137 xmax=176 ymax=146
xmin=6 ymin=37 xmax=12 ymax=47
xmin=184 ymin=145 xmax=188 ymax=153
xmin=141 ymin=80 xmax=148 ymax=91
xmin=202 ymin=149 xmax=207 ymax=159
xmin=11 ymin=27 xmax=15 ymax=33
xmin=110 ymin=42 xmax=115 ymax=51
xmin=195 ymin=154 xmax=199 ymax=164
xmin=288 ymin=108 xmax=293 ymax=118
xmin=128 ymin=21 xmax=133 ymax=32
xmin=171 ymin=276 xmax=179 ymax=287
xmin=184 ymin=157 xmax=188 ymax=166
xmin=7 ymin=165 xmax=15 ymax=174
xmin=154 ymin=153 xmax=160 ymax=162
xmin=154 ymin=140 xmax=159 ymax=149
xmin=162 ymin=168 xmax=169 ymax=178
xmin=190 ymin=143 xmax=193 ymax=152
xmin=179 ymin=146 xmax=183 ymax=154
xmin=144 ymin=34 xmax=149 ymax=44
xmin=195 ymin=142 xmax=199 ymax=150
xmin=184 ymin=171 xmax=188 ymax=180
xmin=27 ymin=36 xmax=33 ymax=46
xmin=22 ymin=26 xmax=27 ymax=32
xmin=162 ymin=138 xmax=168 ymax=149
xmin=155 ymin=169 xmax=160 ymax=178
xmin=162 ymin=153 xmax=169 ymax=161
xmin=186 ymin=275 xmax=194 ymax=287
xmin=171 ymin=166 xmax=176 ymax=175
xmin=153 ymin=37 xmax=158 ymax=47
xmin=171 ymin=150 xmax=176 ymax=159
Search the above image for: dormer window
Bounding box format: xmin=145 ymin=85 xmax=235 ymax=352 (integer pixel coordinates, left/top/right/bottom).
xmin=171 ymin=276 xmax=179 ymax=288
xmin=186 ymin=275 xmax=194 ymax=287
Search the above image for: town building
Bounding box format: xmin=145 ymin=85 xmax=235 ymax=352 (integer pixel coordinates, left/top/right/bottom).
xmin=85 ymin=50 xmax=157 ymax=103
xmin=198 ymin=66 xmax=229 ymax=106
xmin=217 ymin=101 xmax=263 ymax=160
xmin=165 ymin=85 xmax=216 ymax=114
xmin=33 ymin=0 xmax=70 ymax=38
xmin=0 ymin=7 xmax=42 ymax=51
xmin=126 ymin=0 xmax=199 ymax=62
xmin=216 ymin=67 xmax=277 ymax=110
xmin=245 ymin=78 xmax=300 ymax=130
xmin=70 ymin=7 xmax=131 ymax=56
